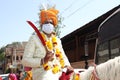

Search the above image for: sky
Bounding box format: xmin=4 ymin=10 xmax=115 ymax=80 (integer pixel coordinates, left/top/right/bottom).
xmin=0 ymin=0 xmax=120 ymax=48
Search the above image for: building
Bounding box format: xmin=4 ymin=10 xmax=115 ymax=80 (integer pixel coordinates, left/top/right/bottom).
xmin=61 ymin=5 xmax=120 ymax=69
xmin=4 ymin=42 xmax=27 ymax=73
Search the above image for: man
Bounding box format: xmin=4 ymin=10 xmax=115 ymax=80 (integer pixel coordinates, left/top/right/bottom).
xmin=22 ymin=7 xmax=73 ymax=80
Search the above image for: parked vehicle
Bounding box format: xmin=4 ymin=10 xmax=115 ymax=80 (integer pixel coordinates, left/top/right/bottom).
xmin=95 ymin=8 xmax=120 ymax=64
xmin=0 ymin=74 xmax=9 ymax=80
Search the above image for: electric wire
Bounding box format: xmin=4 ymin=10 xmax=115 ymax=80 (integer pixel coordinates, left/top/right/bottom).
xmin=64 ymin=0 xmax=95 ymax=20
xmin=60 ymin=0 xmax=79 ymax=15
xmin=45 ymin=0 xmax=95 ymax=21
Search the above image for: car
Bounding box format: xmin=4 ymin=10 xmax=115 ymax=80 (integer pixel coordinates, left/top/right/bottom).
xmin=0 ymin=74 xmax=9 ymax=80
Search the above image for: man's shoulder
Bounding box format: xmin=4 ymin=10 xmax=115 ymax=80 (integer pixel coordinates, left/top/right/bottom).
xmin=28 ymin=34 xmax=38 ymax=41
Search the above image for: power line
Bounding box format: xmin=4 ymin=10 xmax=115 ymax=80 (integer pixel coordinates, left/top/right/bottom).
xmin=64 ymin=0 xmax=95 ymax=20
xmin=60 ymin=0 xmax=79 ymax=15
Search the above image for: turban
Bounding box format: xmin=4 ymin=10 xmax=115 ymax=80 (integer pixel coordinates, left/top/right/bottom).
xmin=40 ymin=8 xmax=59 ymax=27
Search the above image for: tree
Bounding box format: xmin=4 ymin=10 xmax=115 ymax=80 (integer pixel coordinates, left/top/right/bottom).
xmin=0 ymin=52 xmax=5 ymax=61
xmin=0 ymin=47 xmax=4 ymax=54
xmin=0 ymin=47 xmax=5 ymax=62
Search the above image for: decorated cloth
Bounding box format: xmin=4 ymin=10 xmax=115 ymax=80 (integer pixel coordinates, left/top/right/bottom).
xmin=59 ymin=68 xmax=83 ymax=80
xmin=9 ymin=73 xmax=18 ymax=80
xmin=22 ymin=33 xmax=71 ymax=80
xmin=40 ymin=8 xmax=59 ymax=26
xmin=24 ymin=71 xmax=32 ymax=80
xmin=59 ymin=72 xmax=73 ymax=80
xmin=24 ymin=67 xmax=32 ymax=71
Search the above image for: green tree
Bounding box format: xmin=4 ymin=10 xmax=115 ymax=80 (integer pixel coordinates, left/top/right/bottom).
xmin=12 ymin=42 xmax=21 ymax=46
xmin=0 ymin=47 xmax=4 ymax=53
xmin=0 ymin=52 xmax=5 ymax=61
xmin=0 ymin=47 xmax=5 ymax=61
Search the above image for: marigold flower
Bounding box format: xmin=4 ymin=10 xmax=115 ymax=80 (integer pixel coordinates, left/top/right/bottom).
xmin=52 ymin=65 xmax=60 ymax=74
xmin=52 ymin=36 xmax=57 ymax=44
xmin=60 ymin=59 xmax=65 ymax=68
xmin=74 ymin=74 xmax=80 ymax=80
xmin=40 ymin=33 xmax=65 ymax=74
xmin=46 ymin=40 xmax=53 ymax=50
xmin=43 ymin=63 xmax=51 ymax=71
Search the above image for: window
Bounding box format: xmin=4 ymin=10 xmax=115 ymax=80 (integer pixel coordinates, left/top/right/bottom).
xmin=97 ymin=42 xmax=109 ymax=64
xmin=110 ymin=37 xmax=120 ymax=58
xmin=20 ymin=56 xmax=23 ymax=60
xmin=96 ymin=37 xmax=120 ymax=64
xmin=16 ymin=56 xmax=19 ymax=60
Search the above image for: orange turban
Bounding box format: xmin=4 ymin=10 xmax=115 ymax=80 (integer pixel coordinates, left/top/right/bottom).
xmin=40 ymin=8 xmax=59 ymax=27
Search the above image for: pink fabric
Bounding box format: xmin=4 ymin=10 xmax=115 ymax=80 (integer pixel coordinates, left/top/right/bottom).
xmin=24 ymin=67 xmax=32 ymax=71
xmin=0 ymin=76 xmax=2 ymax=80
xmin=9 ymin=73 xmax=17 ymax=80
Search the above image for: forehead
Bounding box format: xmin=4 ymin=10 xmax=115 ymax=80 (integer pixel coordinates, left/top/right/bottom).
xmin=44 ymin=20 xmax=53 ymax=24
xmin=45 ymin=19 xmax=53 ymax=22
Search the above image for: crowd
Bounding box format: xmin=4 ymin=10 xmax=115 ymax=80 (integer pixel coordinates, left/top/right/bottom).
xmin=0 ymin=68 xmax=32 ymax=80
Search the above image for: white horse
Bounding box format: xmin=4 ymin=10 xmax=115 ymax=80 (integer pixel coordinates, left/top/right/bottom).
xmin=78 ymin=56 xmax=120 ymax=80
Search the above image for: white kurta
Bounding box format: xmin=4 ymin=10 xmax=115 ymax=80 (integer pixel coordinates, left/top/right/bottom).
xmin=22 ymin=34 xmax=71 ymax=80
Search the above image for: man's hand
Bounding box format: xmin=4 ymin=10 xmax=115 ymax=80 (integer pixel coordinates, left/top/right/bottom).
xmin=44 ymin=51 xmax=54 ymax=64
xmin=65 ymin=66 xmax=74 ymax=74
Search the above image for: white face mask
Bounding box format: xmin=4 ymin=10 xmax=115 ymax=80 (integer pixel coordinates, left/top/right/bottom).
xmin=42 ymin=23 xmax=54 ymax=34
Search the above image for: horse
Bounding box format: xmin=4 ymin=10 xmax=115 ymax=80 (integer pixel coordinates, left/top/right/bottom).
xmin=60 ymin=56 xmax=120 ymax=80
xmin=79 ymin=56 xmax=120 ymax=80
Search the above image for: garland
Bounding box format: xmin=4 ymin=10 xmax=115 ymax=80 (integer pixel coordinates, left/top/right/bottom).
xmin=74 ymin=73 xmax=80 ymax=80
xmin=41 ymin=32 xmax=65 ymax=74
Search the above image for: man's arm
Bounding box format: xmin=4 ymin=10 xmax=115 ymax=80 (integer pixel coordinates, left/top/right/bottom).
xmin=22 ymin=35 xmax=43 ymax=68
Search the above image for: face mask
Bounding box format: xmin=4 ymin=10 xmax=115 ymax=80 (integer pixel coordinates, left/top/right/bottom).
xmin=42 ymin=23 xmax=54 ymax=34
